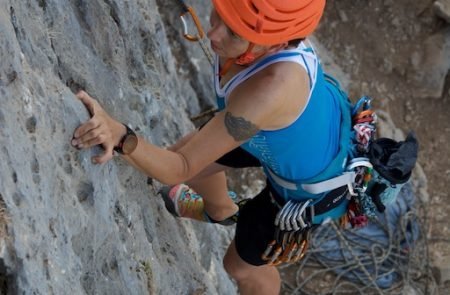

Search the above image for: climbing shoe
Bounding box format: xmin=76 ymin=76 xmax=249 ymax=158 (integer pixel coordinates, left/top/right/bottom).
xmin=159 ymin=184 xmax=239 ymax=226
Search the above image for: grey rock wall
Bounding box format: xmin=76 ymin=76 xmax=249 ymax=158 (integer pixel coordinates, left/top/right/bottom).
xmin=0 ymin=0 xmax=235 ymax=294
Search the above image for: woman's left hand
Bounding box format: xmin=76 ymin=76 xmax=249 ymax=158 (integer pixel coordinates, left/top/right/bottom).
xmin=72 ymin=90 xmax=126 ymax=164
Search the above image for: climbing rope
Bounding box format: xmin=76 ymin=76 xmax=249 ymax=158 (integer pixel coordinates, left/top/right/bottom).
xmin=279 ymin=185 xmax=437 ymax=295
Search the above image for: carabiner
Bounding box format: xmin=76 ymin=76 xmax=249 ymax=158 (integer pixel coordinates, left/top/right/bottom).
xmin=293 ymin=231 xmax=309 ymax=262
xmin=351 ymin=96 xmax=373 ymax=116
xmin=180 ymin=6 xmax=204 ymax=42
xmin=261 ymin=240 xmax=276 ymax=261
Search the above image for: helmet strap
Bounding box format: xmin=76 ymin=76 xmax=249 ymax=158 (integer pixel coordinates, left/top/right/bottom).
xmin=235 ymin=43 xmax=256 ymax=65
xmin=219 ymin=58 xmax=235 ymax=77
xmin=219 ymin=43 xmax=256 ymax=77
xmin=235 ymin=19 xmax=263 ymax=65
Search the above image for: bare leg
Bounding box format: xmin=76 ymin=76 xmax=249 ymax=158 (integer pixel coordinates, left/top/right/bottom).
xmin=169 ymin=131 xmax=238 ymax=221
xmin=187 ymin=168 xmax=238 ymax=221
xmin=223 ymin=240 xmax=281 ymax=295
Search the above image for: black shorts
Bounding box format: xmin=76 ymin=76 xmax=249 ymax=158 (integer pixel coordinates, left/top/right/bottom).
xmin=235 ymin=183 xmax=283 ymax=265
xmin=216 ymin=147 xmax=283 ymax=266
xmin=216 ymin=146 xmax=262 ymax=168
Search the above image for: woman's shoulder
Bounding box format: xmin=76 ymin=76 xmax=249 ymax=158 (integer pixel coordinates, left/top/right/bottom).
xmin=250 ymin=59 xmax=309 ymax=92
xmin=227 ymin=59 xmax=310 ymax=130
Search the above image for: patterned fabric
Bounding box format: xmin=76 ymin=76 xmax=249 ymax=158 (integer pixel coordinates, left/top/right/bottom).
xmin=168 ymin=184 xmax=207 ymax=221
xmin=160 ymin=184 xmax=239 ymax=225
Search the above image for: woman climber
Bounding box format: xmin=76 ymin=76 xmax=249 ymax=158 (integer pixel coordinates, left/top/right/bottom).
xmin=72 ymin=1 xmax=349 ymax=294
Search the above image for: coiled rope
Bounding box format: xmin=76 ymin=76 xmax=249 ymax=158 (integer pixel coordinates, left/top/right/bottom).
xmin=280 ymin=186 xmax=437 ymax=295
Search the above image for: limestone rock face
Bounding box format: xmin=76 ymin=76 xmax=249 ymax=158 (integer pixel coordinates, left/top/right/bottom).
xmin=0 ymin=0 xmax=235 ymax=294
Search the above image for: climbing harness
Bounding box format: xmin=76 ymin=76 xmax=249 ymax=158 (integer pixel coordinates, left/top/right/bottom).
xmin=176 ymin=0 xmax=214 ymax=66
xmin=261 ymin=78 xmax=418 ymax=266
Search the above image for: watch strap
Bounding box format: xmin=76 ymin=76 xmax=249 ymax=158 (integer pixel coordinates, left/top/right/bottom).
xmin=114 ymin=124 xmax=136 ymax=155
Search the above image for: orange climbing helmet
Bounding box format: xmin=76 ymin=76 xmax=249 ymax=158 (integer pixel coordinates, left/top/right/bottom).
xmin=211 ymin=0 xmax=326 ymax=46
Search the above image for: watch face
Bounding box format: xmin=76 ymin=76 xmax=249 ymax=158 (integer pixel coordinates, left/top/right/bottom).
xmin=122 ymin=135 xmax=138 ymax=155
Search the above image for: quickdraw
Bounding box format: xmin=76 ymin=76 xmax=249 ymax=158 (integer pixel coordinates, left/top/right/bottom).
xmin=173 ymin=0 xmax=218 ymax=123
xmin=351 ymin=96 xmax=377 ymax=153
xmin=262 ymin=228 xmax=309 ymax=266
xmin=262 ymin=200 xmax=312 ymax=266
xmin=176 ymin=0 xmax=214 ymax=66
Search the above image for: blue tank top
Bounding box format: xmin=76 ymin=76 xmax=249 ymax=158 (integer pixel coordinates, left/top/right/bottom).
xmin=214 ymin=42 xmax=342 ymax=201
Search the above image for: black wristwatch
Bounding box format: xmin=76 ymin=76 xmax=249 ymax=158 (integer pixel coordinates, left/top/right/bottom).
xmin=114 ymin=124 xmax=138 ymax=155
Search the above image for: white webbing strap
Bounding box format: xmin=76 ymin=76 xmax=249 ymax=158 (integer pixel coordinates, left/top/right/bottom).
xmin=267 ymin=168 xmax=298 ymax=190
xmin=267 ymin=167 xmax=356 ymax=195
xmin=347 ymin=158 xmax=373 ymax=170
xmin=301 ymin=172 xmax=356 ymax=194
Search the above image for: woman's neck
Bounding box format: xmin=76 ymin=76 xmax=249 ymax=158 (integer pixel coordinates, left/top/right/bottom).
xmin=218 ymin=46 xmax=288 ymax=87
xmin=218 ymin=47 xmax=285 ymax=68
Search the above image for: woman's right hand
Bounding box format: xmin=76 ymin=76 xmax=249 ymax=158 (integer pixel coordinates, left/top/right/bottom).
xmin=72 ymin=90 xmax=126 ymax=164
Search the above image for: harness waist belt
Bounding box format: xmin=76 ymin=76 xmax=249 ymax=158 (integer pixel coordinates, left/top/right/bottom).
xmin=269 ymin=184 xmax=349 ymax=225
xmin=301 ymin=172 xmax=355 ymax=194
xmin=267 ymin=168 xmax=355 ymax=195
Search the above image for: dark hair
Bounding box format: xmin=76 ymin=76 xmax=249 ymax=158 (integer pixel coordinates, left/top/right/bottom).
xmin=288 ymin=38 xmax=304 ymax=48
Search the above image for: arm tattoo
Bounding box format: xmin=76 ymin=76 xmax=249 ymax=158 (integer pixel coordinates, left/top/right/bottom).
xmin=224 ymin=111 xmax=259 ymax=141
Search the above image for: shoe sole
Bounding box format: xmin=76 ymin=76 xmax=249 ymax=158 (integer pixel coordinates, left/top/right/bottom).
xmin=158 ymin=186 xmax=179 ymax=217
